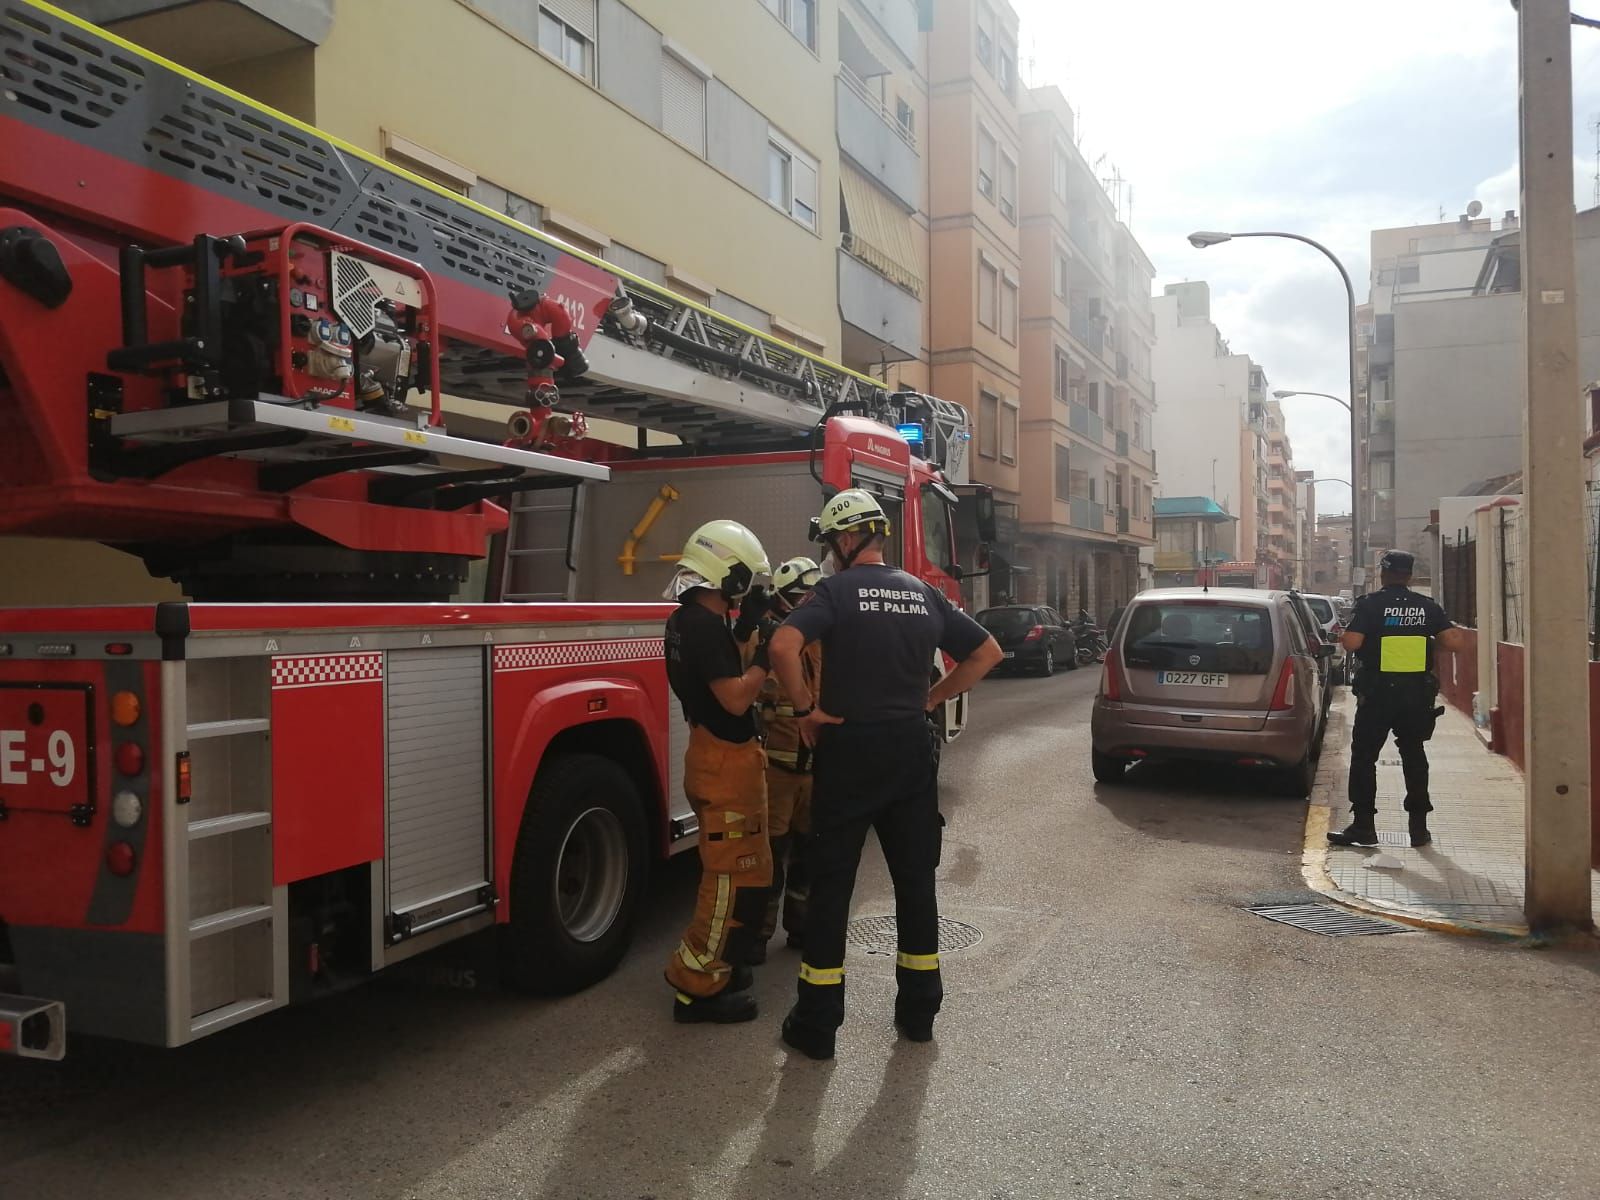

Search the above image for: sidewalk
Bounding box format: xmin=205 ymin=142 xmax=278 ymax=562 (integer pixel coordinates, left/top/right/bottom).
xmin=1304 ymin=690 xmax=1600 ymax=935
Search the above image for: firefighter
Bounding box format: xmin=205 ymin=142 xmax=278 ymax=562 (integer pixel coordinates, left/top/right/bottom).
xmin=1330 ymin=549 xmax=1468 ymax=848
xmin=768 ymin=490 xmax=1003 ymax=1059
xmin=662 ymin=520 xmax=776 ymax=1024
xmin=739 ymin=556 xmax=824 ymax=963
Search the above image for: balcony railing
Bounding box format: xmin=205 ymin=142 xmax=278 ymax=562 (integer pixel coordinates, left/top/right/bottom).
xmin=1068 ymin=402 xmax=1104 ymax=444
xmin=1116 ymin=429 xmax=1129 ymax=457
xmin=839 ymin=63 xmax=917 ymax=151
xmin=1069 ymin=497 xmax=1106 ymax=532
xmin=1118 ymin=506 xmax=1130 ymax=534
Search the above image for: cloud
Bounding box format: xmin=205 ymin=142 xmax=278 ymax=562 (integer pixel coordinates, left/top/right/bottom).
xmin=1008 ymin=0 xmax=1600 ymax=515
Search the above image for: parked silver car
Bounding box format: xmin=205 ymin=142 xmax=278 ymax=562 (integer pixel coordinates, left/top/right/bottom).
xmin=1090 ymin=588 xmax=1334 ymax=796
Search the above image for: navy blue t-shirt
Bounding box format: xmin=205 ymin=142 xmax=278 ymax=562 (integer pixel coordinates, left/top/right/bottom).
xmin=782 ymin=564 xmax=989 ymax=722
xmin=1346 ymin=585 xmax=1452 ymax=675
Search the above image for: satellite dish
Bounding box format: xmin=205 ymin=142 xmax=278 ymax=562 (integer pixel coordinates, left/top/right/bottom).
xmin=1466 ymin=200 xmax=1484 ymax=218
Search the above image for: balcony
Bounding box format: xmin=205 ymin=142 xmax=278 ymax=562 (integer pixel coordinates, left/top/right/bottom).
xmin=1117 ymin=506 xmax=1130 ymax=534
xmin=1116 ymin=429 xmax=1129 ymax=457
xmin=1068 ymin=403 xmax=1104 ymax=444
xmin=838 ymin=249 xmax=922 ymax=363
xmin=1116 ymin=351 xmax=1129 ymax=380
xmin=75 ymin=0 xmax=331 ymax=68
xmin=843 ymin=0 xmax=921 ymax=65
xmin=1070 ymin=497 xmax=1107 ymax=533
xmin=836 ymin=67 xmax=920 ymax=210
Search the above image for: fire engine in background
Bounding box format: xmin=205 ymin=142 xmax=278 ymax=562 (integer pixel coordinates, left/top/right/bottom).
xmin=0 ymin=1 xmax=994 ymax=1058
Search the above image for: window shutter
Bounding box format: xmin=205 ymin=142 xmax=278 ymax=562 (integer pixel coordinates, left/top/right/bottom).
xmin=541 ymin=0 xmax=595 ymax=40
xmin=661 ymin=53 xmax=706 ymax=155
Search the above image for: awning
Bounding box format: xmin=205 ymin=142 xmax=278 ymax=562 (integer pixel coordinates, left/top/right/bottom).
xmin=841 ymin=165 xmax=925 ymax=298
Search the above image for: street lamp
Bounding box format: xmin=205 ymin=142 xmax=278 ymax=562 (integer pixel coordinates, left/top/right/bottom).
xmin=1189 ymin=229 xmax=1363 ymax=586
xmin=1272 ymin=388 xmax=1351 ymax=415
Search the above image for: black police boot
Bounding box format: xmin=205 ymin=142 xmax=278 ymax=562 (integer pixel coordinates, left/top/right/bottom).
xmin=894 ymin=1003 xmax=935 ymax=1044
xmin=780 ymin=1010 xmax=836 ymax=1060
xmin=1327 ymin=818 xmax=1379 ymax=847
xmin=673 ymin=988 xmax=758 ymax=1024
xmin=1409 ymin=812 xmax=1432 ymax=847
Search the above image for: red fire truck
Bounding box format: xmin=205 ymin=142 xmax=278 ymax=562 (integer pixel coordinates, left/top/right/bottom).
xmin=0 ymin=1 xmax=993 ymax=1057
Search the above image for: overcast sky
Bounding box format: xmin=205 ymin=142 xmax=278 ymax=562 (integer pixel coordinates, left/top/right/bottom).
xmin=1011 ymin=0 xmax=1600 ymax=516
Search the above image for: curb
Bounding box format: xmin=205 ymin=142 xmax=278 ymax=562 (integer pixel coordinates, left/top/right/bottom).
xmin=1299 ymin=713 xmax=1529 ymax=941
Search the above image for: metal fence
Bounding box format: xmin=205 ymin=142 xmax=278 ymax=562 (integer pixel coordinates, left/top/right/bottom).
xmin=1440 ymin=528 xmax=1477 ymax=629
xmin=1499 ymin=503 xmax=1525 ymax=645
xmin=1590 ymin=482 xmax=1600 ymax=657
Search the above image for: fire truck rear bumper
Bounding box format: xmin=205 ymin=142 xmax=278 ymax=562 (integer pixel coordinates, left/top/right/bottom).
xmin=0 ymin=994 xmax=65 ymax=1061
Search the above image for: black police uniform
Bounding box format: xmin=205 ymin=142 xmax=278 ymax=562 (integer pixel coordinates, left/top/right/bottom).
xmin=779 ymin=562 xmax=989 ymax=1043
xmin=1345 ymin=582 xmax=1453 ymax=823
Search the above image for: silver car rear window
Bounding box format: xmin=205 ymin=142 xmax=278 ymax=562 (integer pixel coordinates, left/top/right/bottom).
xmin=1121 ymin=602 xmax=1276 ymax=675
xmin=1304 ymin=596 xmax=1335 ymax=622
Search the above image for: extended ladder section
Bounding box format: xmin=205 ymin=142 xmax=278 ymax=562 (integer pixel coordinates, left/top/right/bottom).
xmin=0 ymin=1 xmax=971 ymax=471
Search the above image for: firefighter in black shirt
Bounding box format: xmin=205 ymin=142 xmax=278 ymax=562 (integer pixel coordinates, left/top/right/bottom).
xmin=1330 ymin=549 xmax=1468 ymax=848
xmin=663 ymin=519 xmax=775 ymax=1024
xmin=769 ymin=489 xmax=1003 ymax=1060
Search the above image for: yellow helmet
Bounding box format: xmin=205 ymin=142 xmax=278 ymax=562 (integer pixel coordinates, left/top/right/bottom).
xmin=773 ymin=556 xmax=822 ymax=599
xmin=676 ymin=520 xmax=770 ymax=599
xmin=811 ymin=488 xmax=891 ymax=541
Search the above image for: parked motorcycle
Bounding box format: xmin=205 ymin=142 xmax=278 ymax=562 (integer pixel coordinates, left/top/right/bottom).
xmin=1071 ymin=610 xmax=1108 ymax=666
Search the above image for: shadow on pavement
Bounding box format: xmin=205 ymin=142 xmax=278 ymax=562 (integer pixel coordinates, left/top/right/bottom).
xmin=1091 ymin=760 xmax=1305 ymax=853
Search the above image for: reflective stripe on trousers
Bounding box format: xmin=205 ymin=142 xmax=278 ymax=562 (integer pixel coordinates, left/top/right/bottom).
xmin=664 ymin=726 xmax=772 ymax=999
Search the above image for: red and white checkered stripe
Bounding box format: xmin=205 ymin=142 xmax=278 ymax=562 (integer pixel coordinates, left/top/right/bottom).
xmin=271 ymin=652 xmax=384 ymax=690
xmin=493 ymin=638 xmax=663 ymax=673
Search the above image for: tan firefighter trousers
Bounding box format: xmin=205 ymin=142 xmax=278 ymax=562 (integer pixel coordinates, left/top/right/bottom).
xmin=664 ymin=725 xmax=773 ymax=998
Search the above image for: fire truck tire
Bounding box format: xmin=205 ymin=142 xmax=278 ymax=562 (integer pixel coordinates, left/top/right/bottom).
xmin=504 ymin=754 xmax=649 ymax=995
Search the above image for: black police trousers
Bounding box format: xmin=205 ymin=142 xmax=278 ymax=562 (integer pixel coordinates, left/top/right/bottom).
xmin=790 ymin=715 xmax=943 ymax=1035
xmin=1348 ymin=678 xmax=1440 ymax=817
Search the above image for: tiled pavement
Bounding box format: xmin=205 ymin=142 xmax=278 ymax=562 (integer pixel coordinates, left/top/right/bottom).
xmin=1308 ymin=690 xmax=1600 ymax=932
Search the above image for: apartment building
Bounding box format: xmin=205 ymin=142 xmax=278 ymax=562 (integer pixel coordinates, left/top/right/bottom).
xmin=1152 ymin=281 xmax=1284 ymax=586
xmin=1294 ymin=470 xmax=1317 ymax=590
xmin=1262 ymin=399 xmax=1298 ymax=583
xmin=1013 ymin=86 xmax=1156 ymax=620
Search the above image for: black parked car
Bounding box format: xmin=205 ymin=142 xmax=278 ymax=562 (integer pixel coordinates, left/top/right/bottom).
xmin=976 ymin=605 xmax=1076 ymax=676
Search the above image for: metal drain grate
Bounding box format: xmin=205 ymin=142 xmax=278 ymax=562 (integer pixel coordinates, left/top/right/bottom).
xmin=1247 ymin=903 xmax=1407 ymax=936
xmin=846 ymin=915 xmax=983 ymax=955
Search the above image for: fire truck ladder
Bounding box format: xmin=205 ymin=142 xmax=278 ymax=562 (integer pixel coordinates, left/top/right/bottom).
xmin=0 ymin=0 xmax=971 ymax=473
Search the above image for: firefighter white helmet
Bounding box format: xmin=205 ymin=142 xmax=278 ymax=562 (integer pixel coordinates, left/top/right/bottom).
xmin=676 ymin=520 xmax=770 ymax=599
xmin=773 ymin=556 xmax=822 ymax=599
xmin=811 ymin=488 xmax=891 ymax=541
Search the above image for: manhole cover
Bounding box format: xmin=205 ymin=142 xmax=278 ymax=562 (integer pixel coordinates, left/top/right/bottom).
xmin=846 ymin=915 xmax=983 ymax=955
xmin=1247 ymin=903 xmax=1407 ymax=937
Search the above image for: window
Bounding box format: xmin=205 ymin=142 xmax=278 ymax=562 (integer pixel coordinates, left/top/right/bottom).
xmin=896 ymin=97 xmax=915 ymax=138
xmin=1087 ymin=381 xmax=1100 ymax=415
xmin=384 ymin=131 xmax=475 ymax=195
xmin=1055 ymin=248 xmax=1070 ymax=299
xmin=469 ymin=179 xmax=543 ymax=229
xmin=606 ymin=242 xmax=667 ymax=286
xmin=538 ymin=2 xmax=594 ymax=80
xmin=1054 ymin=346 xmax=1072 ymax=401
xmin=1001 ymin=400 xmax=1019 ymax=464
xmin=1000 ymin=273 xmax=1018 ymax=344
xmin=661 ymin=49 xmax=707 ymax=156
xmin=998 ymin=40 xmax=1016 ymax=98
xmin=977 ymin=124 xmax=997 ymax=200
xmin=979 ymin=389 xmax=999 ymax=458
xmin=976 ymin=2 xmax=995 ymax=70
xmin=761 ymin=0 xmax=817 ymax=49
xmin=1397 ymin=262 xmax=1421 ymax=285
xmin=978 ymin=256 xmax=999 ymax=330
xmin=767 ymin=130 xmax=818 ymax=229
xmin=1055 ymin=444 xmax=1072 ymax=501
xmin=999 ymin=152 xmax=1017 ymax=223
xmin=1053 ymin=145 xmax=1069 ymax=204
xmin=921 ymin=484 xmax=955 ymax=572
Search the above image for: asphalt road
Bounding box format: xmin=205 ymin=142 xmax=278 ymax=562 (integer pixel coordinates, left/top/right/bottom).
xmin=4 ymin=668 xmax=1600 ymax=1199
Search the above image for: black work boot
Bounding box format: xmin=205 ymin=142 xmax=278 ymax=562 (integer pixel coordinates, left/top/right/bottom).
xmin=673 ymin=989 xmax=758 ymax=1025
xmin=726 ymin=965 xmax=754 ymax=994
xmin=780 ymin=1010 xmax=836 ymax=1060
xmin=1328 ymin=818 xmax=1379 ymax=847
xmin=1408 ymin=812 xmax=1432 ymax=847
xmin=894 ymin=1003 xmax=935 ymax=1044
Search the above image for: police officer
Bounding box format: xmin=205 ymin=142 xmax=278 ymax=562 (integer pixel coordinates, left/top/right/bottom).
xmin=1330 ymin=549 xmax=1468 ymax=848
xmin=662 ymin=520 xmax=775 ymax=1024
xmin=742 ymin=556 xmax=824 ymax=963
xmin=768 ymin=490 xmax=1003 ymax=1060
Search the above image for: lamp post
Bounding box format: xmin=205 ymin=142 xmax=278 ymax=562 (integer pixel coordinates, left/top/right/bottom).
xmin=1189 ymin=230 xmax=1362 ymax=587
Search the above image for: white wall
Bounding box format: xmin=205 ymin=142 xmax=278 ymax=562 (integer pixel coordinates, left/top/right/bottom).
xmin=1151 ymin=287 xmax=1246 ymax=518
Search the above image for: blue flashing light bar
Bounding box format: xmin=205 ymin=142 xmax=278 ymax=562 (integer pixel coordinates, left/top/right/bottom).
xmin=896 ymin=422 xmax=925 ymax=446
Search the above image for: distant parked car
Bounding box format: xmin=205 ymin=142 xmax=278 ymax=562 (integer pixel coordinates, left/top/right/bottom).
xmin=1298 ymin=593 xmax=1348 ymax=685
xmin=1090 ymin=588 xmax=1335 ymax=796
xmin=976 ymin=605 xmax=1075 ymax=676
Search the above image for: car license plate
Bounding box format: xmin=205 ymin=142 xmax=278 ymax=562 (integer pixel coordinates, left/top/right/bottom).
xmin=0 ymin=685 xmax=92 ymax=816
xmin=1158 ymin=671 xmax=1228 ymax=688
xmin=1002 ymin=651 xmax=1015 ymax=659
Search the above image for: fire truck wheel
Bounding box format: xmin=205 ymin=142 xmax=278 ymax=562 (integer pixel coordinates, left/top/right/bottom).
xmin=504 ymin=753 xmax=649 ymax=994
